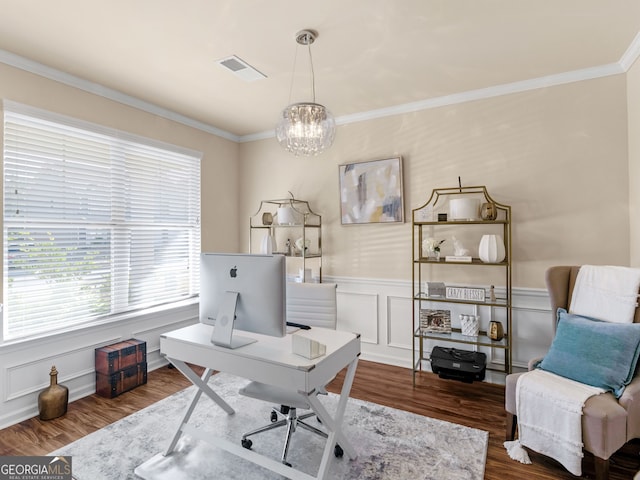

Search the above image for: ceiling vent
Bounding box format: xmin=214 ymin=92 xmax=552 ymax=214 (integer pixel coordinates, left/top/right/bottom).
xmin=217 ymin=55 xmax=266 ymax=82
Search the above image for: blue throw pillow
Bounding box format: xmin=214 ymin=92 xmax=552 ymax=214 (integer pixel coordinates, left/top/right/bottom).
xmin=538 ymin=308 xmax=640 ymax=398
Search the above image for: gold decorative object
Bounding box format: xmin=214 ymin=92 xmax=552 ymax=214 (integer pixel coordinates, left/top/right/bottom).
xmin=38 ymin=366 xmax=69 ymax=421
xmin=481 ymin=202 xmax=498 ymax=220
xmin=488 ymin=321 xmax=504 ymax=341
xmin=261 ymin=212 xmax=273 ymax=225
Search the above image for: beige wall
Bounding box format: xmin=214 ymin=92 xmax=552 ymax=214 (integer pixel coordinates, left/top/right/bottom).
xmin=0 ymin=62 xmax=631 ymax=291
xmin=240 ymin=75 xmax=629 ymax=288
xmin=629 ymin=58 xmax=640 ymax=267
xmin=0 ymin=62 xmax=241 ymax=273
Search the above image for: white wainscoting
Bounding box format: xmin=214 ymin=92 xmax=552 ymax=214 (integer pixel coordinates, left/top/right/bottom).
xmin=331 ymin=275 xmax=552 ymax=372
xmin=0 ymin=301 xmax=199 ymax=429
xmin=0 ymin=278 xmax=553 ymax=430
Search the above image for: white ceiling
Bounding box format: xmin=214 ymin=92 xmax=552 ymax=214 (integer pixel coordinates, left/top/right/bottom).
xmin=1 ymin=0 xmax=639 ymax=140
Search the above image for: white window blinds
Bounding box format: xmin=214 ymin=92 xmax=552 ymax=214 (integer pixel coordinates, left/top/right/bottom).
xmin=3 ymin=101 xmax=201 ymax=340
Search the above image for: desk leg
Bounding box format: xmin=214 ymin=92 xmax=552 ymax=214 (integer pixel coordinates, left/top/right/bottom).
xmin=308 ymin=356 xmax=359 ymax=480
xmin=164 ymin=360 xmax=235 ymax=456
xmin=168 ymin=359 xmax=235 ymax=414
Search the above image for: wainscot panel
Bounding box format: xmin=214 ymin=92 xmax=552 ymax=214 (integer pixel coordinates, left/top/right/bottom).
xmin=336 ymin=290 xmax=379 ymax=344
xmin=329 ymin=276 xmax=552 ymax=371
xmin=0 ymin=301 xmax=198 ymax=429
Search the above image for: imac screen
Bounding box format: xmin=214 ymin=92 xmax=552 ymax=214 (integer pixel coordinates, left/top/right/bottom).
xmin=199 ymin=253 xmax=286 ymax=339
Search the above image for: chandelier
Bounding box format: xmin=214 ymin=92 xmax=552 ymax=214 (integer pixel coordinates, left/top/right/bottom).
xmin=276 ymin=29 xmax=336 ymax=157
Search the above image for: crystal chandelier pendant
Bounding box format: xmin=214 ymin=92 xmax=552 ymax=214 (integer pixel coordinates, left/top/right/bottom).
xmin=276 ymin=102 xmax=336 ymax=156
xmin=276 ymin=29 xmax=336 ymax=156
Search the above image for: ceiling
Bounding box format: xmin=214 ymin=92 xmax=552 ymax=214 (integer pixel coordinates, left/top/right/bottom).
xmin=1 ymin=0 xmax=639 ymax=140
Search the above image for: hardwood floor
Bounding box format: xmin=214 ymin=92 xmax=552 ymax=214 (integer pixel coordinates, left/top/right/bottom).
xmin=1 ymin=360 xmax=638 ymax=479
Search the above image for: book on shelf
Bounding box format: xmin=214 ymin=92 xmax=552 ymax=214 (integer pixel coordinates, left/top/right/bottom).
xmin=419 ymin=309 xmax=451 ymax=334
xmin=445 ymin=255 xmax=472 ymax=263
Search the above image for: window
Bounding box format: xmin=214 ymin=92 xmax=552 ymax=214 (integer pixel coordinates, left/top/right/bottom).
xmin=3 ymin=101 xmax=201 ymax=341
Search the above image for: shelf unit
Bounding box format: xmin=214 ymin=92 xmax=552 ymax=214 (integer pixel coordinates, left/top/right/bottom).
xmin=412 ymin=185 xmax=512 ymax=385
xmin=250 ymin=197 xmax=322 ymax=282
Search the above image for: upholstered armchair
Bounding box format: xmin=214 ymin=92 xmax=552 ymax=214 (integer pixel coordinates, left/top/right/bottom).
xmin=505 ymin=266 xmax=640 ymax=480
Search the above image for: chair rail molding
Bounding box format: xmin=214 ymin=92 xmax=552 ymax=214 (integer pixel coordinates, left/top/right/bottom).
xmin=0 ymin=302 xmax=198 ymax=429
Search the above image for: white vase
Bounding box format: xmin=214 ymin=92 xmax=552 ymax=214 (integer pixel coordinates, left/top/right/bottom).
xmin=260 ymin=233 xmax=275 ymax=254
xmin=478 ymin=234 xmax=505 ymax=263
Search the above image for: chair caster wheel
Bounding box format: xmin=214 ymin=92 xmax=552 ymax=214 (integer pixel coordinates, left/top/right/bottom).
xmin=334 ymin=444 xmax=344 ymax=458
xmin=270 ymin=411 xmax=278 ymax=422
xmin=241 ymin=438 xmax=252 ymax=449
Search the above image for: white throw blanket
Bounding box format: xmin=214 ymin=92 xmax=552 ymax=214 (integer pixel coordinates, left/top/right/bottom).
xmin=504 ymin=369 xmax=604 ymax=476
xmin=570 ymin=265 xmax=640 ymax=323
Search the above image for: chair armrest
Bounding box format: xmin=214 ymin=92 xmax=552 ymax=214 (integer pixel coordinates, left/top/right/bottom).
xmin=618 ymin=375 xmax=640 ymax=440
xmin=618 ymin=374 xmax=640 ymax=406
xmin=505 ymin=360 xmax=544 ymax=415
xmin=528 ymin=357 xmax=543 ymax=371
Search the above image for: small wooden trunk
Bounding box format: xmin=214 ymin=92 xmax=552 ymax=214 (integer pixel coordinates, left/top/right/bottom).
xmin=96 ymin=362 xmax=147 ymax=398
xmin=95 ymin=339 xmax=147 ymax=398
xmin=95 ymin=339 xmax=147 ymax=375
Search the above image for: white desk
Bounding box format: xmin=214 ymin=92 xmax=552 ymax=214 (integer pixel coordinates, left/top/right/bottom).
xmin=159 ymin=323 xmax=361 ymax=480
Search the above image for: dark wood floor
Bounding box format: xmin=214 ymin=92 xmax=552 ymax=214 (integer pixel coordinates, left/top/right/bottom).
xmin=1 ymin=360 xmax=638 ymax=479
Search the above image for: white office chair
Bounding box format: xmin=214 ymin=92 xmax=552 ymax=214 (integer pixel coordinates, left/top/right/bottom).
xmin=239 ymin=282 xmax=340 ymax=467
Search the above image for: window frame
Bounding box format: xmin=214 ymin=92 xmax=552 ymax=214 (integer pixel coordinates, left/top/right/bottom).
xmin=2 ymin=100 xmax=202 ymax=342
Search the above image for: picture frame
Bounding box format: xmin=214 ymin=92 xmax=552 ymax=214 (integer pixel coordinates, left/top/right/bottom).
xmin=419 ymin=309 xmax=452 ymax=334
xmin=338 ymin=156 xmax=404 ymax=224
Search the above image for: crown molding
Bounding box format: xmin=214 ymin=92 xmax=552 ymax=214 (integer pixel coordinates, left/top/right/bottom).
xmin=241 ymin=129 xmax=275 ymax=143
xmin=1 ymin=28 xmax=638 ymax=146
xmin=619 ymin=31 xmax=640 ymax=72
xmin=241 ymin=62 xmax=624 ymax=143
xmin=0 ymin=49 xmax=241 ymax=143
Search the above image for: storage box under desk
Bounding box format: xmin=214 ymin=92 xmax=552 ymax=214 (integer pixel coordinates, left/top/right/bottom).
xmin=96 ymin=362 xmax=147 ymax=398
xmin=95 ymin=339 xmax=147 ymax=375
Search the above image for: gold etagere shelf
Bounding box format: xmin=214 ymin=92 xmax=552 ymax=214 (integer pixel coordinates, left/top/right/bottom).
xmin=412 ymin=185 xmax=512 ymax=386
xmin=249 ymin=196 xmax=322 ymax=283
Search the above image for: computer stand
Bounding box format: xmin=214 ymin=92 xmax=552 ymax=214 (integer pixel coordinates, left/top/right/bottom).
xmin=210 ymin=291 xmax=257 ymax=349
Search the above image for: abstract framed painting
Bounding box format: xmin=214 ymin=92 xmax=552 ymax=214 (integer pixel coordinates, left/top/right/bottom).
xmin=338 ymin=156 xmax=404 ymax=224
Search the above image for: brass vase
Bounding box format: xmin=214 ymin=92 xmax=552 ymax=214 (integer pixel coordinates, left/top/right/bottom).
xmin=480 ymin=202 xmax=497 ymax=221
xmin=488 ymin=321 xmax=504 ymax=341
xmin=38 ymin=366 xmax=69 ymax=421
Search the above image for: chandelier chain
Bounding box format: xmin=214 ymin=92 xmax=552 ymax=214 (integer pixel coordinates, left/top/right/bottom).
xmin=307 ymin=41 xmax=316 ymax=103
xmin=275 ymin=28 xmax=335 ymax=156
xmin=287 ymin=35 xmax=317 ymax=104
xmin=286 ymin=42 xmax=299 ymax=106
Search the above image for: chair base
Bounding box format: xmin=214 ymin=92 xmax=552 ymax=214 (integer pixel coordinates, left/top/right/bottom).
xmin=593 ymin=455 xmax=609 ymax=480
xmin=506 ymin=412 xmax=517 ymax=441
xmin=241 ymin=406 xmax=341 ymax=466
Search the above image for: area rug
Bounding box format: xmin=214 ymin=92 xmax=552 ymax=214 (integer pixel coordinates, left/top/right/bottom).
xmin=51 ymin=373 xmax=488 ymax=480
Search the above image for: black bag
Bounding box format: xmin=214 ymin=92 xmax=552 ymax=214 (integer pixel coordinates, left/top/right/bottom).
xmin=430 ymin=346 xmax=487 ymax=383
